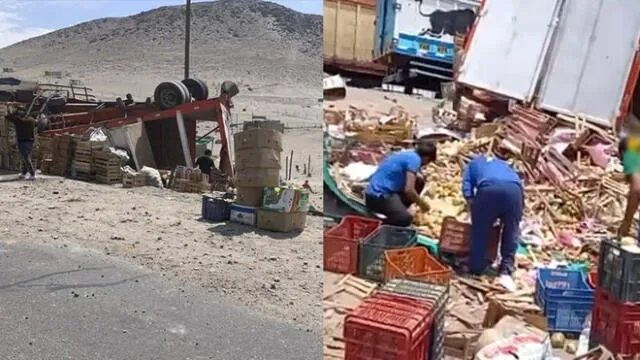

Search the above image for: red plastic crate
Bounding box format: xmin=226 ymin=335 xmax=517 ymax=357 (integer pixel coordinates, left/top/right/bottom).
xmin=324 ymin=216 xmax=381 ymax=274
xmin=590 ymin=288 xmax=640 ymax=356
xmin=588 ymin=271 xmax=597 ymax=289
xmin=363 ymin=293 xmax=435 ymax=336
xmin=369 ymin=292 xmax=437 ymax=315
xmin=345 ymin=298 xmax=432 ymax=360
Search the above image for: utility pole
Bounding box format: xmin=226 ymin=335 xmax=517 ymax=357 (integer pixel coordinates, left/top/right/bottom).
xmin=184 ymin=0 xmax=191 ymax=79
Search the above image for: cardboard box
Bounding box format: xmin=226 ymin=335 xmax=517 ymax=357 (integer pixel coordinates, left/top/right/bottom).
xmin=236 ymin=186 xmax=264 ymax=207
xmin=257 ymin=209 xmax=306 ymax=232
xmin=235 ymin=168 xmax=279 ymax=187
xmin=235 ymin=148 xmax=281 ymax=170
xmin=229 ymin=204 xmax=257 ymax=226
xmin=234 ymin=128 xmax=283 ymax=152
xmin=262 ymin=186 xmax=309 ymax=213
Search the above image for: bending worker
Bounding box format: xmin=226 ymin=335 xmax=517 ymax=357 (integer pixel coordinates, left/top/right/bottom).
xmin=365 ymin=138 xmax=437 ymax=226
xmin=462 ymin=154 xmax=523 ymax=292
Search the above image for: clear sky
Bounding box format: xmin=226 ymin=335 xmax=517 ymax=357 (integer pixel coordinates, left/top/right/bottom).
xmin=0 ymin=0 xmax=322 ymax=49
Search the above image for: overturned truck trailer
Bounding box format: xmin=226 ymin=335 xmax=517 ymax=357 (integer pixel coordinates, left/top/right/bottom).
xmin=457 ymin=0 xmax=640 ymax=129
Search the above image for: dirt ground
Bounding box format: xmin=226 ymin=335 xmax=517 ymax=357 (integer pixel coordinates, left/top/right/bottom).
xmin=325 ymin=86 xmax=438 ymax=123
xmin=0 ymin=128 xmax=323 ymax=333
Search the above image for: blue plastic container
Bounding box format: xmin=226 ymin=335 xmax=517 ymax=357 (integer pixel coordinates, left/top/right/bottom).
xmin=201 ymin=195 xmax=230 ymax=222
xmin=535 ymin=268 xmax=594 ymax=333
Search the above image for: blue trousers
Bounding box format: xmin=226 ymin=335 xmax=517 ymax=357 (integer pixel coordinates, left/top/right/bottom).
xmin=470 ymin=182 xmax=523 ymax=275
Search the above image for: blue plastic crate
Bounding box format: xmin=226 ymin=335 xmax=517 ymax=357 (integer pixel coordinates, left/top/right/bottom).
xmin=535 ymin=268 xmax=594 ymax=333
xmin=201 ymin=195 xmax=230 ymax=222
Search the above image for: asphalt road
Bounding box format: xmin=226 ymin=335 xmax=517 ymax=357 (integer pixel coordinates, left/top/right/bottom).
xmin=0 ymin=240 xmax=320 ymax=360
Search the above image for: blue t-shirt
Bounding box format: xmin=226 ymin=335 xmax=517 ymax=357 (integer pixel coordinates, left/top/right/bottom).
xmin=366 ymin=150 xmax=421 ymax=197
xmin=462 ymin=155 xmax=522 ymax=199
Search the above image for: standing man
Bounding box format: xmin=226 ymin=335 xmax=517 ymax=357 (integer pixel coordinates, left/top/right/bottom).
xmin=365 ymin=138 xmax=437 ymax=226
xmin=617 ymin=136 xmax=640 ymax=240
xmin=195 ymin=149 xmax=215 ymax=181
xmin=7 ymin=107 xmax=36 ymax=180
xmin=462 ymin=154 xmax=523 ymax=292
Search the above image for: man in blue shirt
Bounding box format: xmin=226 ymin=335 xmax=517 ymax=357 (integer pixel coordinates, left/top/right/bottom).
xmin=462 ymin=154 xmax=523 ymax=292
xmin=365 ymin=139 xmax=437 ymax=226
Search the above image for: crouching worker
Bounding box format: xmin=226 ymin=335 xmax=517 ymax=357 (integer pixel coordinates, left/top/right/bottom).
xmin=462 ymin=154 xmax=523 ymax=292
xmin=364 ymin=138 xmax=437 ymax=226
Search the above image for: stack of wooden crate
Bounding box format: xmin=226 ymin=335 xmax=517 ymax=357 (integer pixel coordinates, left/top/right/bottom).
xmin=73 ymin=140 xmax=106 ymax=181
xmin=93 ymin=150 xmax=122 ymax=184
xmin=50 ymin=135 xmax=76 ymax=176
xmin=0 ymin=103 xmax=9 ymax=169
xmin=0 ymin=103 xmax=19 ymax=171
xmin=171 ymin=168 xmax=209 ymax=193
xmin=35 ymin=135 xmax=53 ymax=171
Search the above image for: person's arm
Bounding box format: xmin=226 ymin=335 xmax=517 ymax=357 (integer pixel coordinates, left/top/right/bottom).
xmin=462 ymin=161 xmax=475 ymax=204
xmin=619 ymin=174 xmax=640 ymax=237
xmin=404 ymin=154 xmax=429 ymax=211
xmin=404 ymin=172 xmax=422 ymax=205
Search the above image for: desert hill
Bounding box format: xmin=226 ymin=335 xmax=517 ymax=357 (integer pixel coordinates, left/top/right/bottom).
xmin=0 ymin=0 xmax=322 ymax=99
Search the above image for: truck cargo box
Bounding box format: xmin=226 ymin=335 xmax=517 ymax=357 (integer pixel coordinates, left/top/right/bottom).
xmin=457 ymin=0 xmax=640 ymax=128
xmin=374 ymin=0 xmax=479 ymax=64
xmin=324 ymin=0 xmax=385 ymax=75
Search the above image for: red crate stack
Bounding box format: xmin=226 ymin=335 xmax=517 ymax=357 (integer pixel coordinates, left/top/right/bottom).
xmin=590 ymin=288 xmax=640 ymax=357
xmin=344 ymin=292 xmax=436 ymax=360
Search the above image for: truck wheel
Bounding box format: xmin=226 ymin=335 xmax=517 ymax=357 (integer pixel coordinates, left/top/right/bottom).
xmin=37 ymin=115 xmax=50 ymax=132
xmin=181 ymin=78 xmax=209 ymax=101
xmin=154 ymin=81 xmax=188 ymax=110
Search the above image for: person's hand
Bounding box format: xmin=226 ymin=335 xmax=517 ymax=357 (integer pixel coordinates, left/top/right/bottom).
xmin=618 ymin=219 xmax=632 ymax=239
xmin=418 ymin=199 xmax=430 ymax=212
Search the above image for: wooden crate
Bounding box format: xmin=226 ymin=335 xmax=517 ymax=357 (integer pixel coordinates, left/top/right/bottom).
xmin=73 ymin=140 xmax=106 ymax=179
xmin=93 ymin=150 xmax=122 ymax=184
xmin=41 ymin=159 xmax=53 ymax=174
xmin=122 ymin=172 xmax=146 ymax=188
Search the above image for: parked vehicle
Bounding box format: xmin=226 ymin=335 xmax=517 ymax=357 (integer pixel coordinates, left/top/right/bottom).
xmin=323 ymin=0 xmax=386 ymax=77
xmin=375 ymin=0 xmax=480 ymax=93
xmin=457 ymin=0 xmax=640 ymax=129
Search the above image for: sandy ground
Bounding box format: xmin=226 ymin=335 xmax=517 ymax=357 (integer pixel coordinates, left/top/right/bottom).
xmin=325 ymin=86 xmax=438 ymax=125
xmin=0 ymin=173 xmax=323 ymax=334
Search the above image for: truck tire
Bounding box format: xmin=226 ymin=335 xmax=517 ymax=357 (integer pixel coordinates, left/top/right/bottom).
xmin=154 ymin=81 xmax=189 ymax=110
xmin=181 ymin=78 xmax=209 ymax=101
xmin=37 ymin=115 xmax=50 ymax=132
